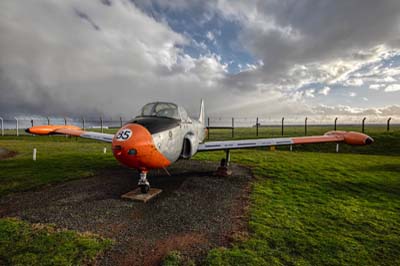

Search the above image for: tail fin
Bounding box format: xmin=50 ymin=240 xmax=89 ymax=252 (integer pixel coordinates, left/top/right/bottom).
xmin=199 ymin=99 xmax=205 ymax=125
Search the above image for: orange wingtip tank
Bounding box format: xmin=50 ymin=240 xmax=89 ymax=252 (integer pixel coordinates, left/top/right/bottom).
xmin=26 ymin=125 xmax=82 ymax=135
xmin=291 ymin=131 xmax=374 ymax=146
xmin=324 ymin=131 xmax=374 ymax=145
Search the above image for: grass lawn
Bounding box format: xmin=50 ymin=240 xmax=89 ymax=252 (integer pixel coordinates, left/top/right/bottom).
xmin=1 ymin=127 xmax=399 ymax=265
xmin=0 ymin=136 xmax=118 ymax=196
xmin=194 ymin=129 xmax=400 ymax=266
xmin=0 ymin=217 xmax=112 ymax=266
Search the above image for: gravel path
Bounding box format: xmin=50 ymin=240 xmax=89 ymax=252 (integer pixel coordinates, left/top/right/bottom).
xmin=0 ymin=160 xmax=252 ymax=266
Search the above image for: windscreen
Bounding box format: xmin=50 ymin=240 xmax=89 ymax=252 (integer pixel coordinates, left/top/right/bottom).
xmin=140 ymin=102 xmax=180 ymax=120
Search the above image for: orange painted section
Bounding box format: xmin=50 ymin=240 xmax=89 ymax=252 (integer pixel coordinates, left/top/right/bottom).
xmin=112 ymin=124 xmax=171 ymax=170
xmin=292 ymin=135 xmax=343 ymax=144
xmin=293 ymin=131 xmax=373 ymax=146
xmin=28 ymin=125 xmax=82 ymax=135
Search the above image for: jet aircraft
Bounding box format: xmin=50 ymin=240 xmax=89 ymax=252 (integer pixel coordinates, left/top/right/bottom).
xmin=26 ymin=100 xmax=374 ymax=193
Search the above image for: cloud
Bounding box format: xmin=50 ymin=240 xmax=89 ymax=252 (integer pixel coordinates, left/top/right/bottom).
xmin=384 ymin=84 xmax=400 ymax=92
xmin=0 ymin=0 xmax=232 ymax=117
xmin=369 ymin=84 xmax=384 ymax=90
xmin=206 ymin=31 xmax=214 ymax=41
xmin=213 ymin=1 xmax=400 ymax=93
xmin=304 ymin=89 xmax=315 ymax=98
xmin=1 ymin=0 xmax=400 ymax=120
xmin=311 ymin=104 xmax=400 ymax=122
xmin=319 ymin=86 xmax=331 ymax=96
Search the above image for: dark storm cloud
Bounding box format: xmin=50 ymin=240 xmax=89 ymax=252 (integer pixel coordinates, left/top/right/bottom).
xmin=74 ymin=8 xmax=101 ymax=31
xmin=100 ymin=0 xmax=112 ymax=7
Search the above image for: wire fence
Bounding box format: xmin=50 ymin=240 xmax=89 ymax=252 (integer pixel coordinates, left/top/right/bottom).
xmin=0 ymin=116 xmax=397 ymax=138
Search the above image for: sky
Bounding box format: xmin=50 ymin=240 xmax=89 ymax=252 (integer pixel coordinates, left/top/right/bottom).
xmin=0 ymin=0 xmax=400 ymax=122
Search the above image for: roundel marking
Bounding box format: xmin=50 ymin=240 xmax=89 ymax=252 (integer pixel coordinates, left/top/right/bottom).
xmin=115 ymin=129 xmax=132 ymax=141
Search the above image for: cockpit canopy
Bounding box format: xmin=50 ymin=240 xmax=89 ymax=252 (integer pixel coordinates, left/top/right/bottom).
xmin=139 ymin=102 xmax=179 ymax=120
xmin=138 ymin=102 xmax=189 ymax=121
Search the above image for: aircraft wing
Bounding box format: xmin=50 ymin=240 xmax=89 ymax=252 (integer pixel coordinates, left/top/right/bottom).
xmin=197 ymin=131 xmax=373 ymax=151
xmin=26 ymin=125 xmax=114 ymax=143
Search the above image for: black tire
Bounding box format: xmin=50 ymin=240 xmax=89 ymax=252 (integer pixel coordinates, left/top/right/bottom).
xmin=140 ymin=185 xmax=150 ymax=194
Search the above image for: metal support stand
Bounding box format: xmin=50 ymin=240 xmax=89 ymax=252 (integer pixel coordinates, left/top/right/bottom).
xmin=216 ymin=149 xmax=232 ymax=176
xmin=225 ymin=149 xmax=231 ymax=166
xmin=138 ymin=170 xmax=150 ymax=193
xmin=336 ymin=143 xmax=339 ymax=153
xmin=121 ymin=170 xmax=161 ymax=202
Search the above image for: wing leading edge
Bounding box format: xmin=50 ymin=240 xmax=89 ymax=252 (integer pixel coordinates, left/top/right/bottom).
xmin=198 ymin=131 xmax=373 ymax=151
xmin=26 ymin=125 xmax=114 ymax=143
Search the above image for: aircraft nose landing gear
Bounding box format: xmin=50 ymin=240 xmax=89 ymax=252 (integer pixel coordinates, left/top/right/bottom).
xmin=121 ymin=169 xmax=162 ymax=202
xmin=138 ymin=170 xmax=150 ymax=194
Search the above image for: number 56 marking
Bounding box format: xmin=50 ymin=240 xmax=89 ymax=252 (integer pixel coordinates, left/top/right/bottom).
xmin=115 ymin=129 xmax=132 ymax=141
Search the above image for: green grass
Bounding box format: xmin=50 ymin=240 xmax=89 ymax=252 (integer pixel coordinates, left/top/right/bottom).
xmin=0 ymin=217 xmax=112 ymax=266
xmin=1 ymin=128 xmax=400 ymax=265
xmin=193 ymin=131 xmax=400 ymax=265
xmin=0 ymin=136 xmax=118 ymax=196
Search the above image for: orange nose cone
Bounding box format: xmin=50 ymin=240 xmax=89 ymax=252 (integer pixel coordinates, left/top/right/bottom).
xmin=112 ymin=124 xmax=170 ymax=170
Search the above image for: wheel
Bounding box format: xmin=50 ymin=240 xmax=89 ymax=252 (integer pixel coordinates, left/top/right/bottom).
xmin=220 ymin=158 xmax=226 ymax=167
xmin=140 ymin=184 xmax=150 ymax=194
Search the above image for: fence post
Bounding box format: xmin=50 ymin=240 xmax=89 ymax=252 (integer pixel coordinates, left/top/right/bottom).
xmin=281 ymin=117 xmax=284 ymax=136
xmin=256 ymin=117 xmax=259 ymax=137
xmin=387 ymin=117 xmax=391 ymax=132
xmin=207 ymin=117 xmax=210 ymax=140
xmin=82 ymin=118 xmax=85 ymax=130
xmin=64 ymin=117 xmax=67 ymax=138
xmin=120 ymin=117 xmax=123 ymax=127
xmin=100 ymin=116 xmax=103 ymax=133
xmin=0 ymin=117 xmax=3 ymax=136
xmin=305 ymin=117 xmax=308 ymax=136
xmin=47 ymin=117 xmax=50 ymax=125
xmin=15 ymin=117 xmax=19 ymax=136
xmin=334 ymin=117 xmax=338 ymax=131
xmin=0 ymin=117 xmax=4 ymax=136
xmin=362 ymin=117 xmax=366 ymax=133
xmin=231 ymin=117 xmax=234 ymax=138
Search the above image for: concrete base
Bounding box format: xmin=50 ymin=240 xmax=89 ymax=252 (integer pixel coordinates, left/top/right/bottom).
xmin=121 ymin=188 xmax=162 ymax=203
xmin=215 ymin=166 xmax=232 ymax=177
